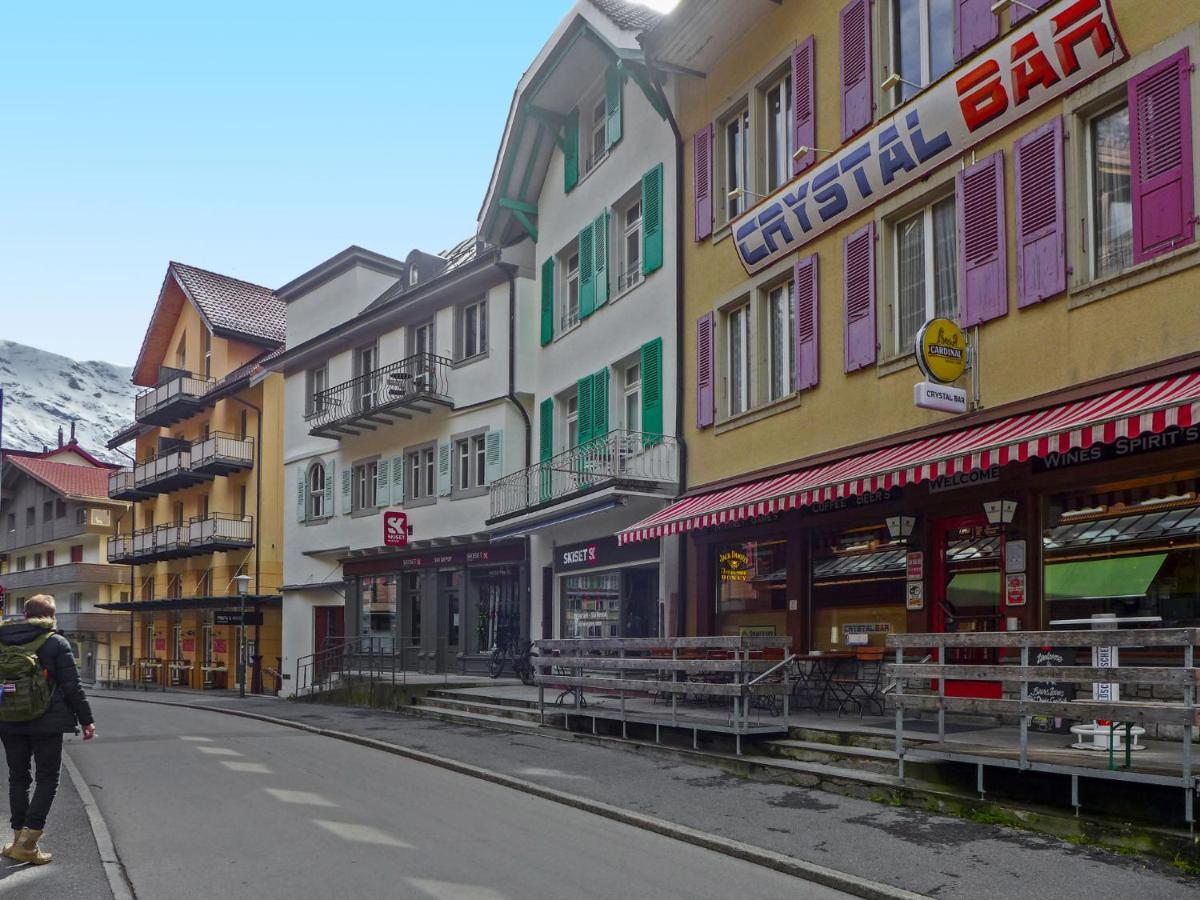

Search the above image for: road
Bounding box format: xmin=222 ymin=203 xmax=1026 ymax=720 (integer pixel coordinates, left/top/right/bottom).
xmin=63 ymin=697 xmax=850 ymax=899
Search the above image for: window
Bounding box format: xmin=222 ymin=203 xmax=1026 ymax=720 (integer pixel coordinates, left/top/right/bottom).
xmin=406 ymin=444 xmax=437 ymax=505
xmin=722 ymin=106 xmax=751 ymax=220
xmin=459 ymin=298 xmax=488 ymax=360
xmin=46 ymin=550 xmax=54 ymax=567
xmin=767 ymin=280 xmax=796 ymax=403
xmin=175 ymin=333 xmax=187 ymax=371
xmin=15 ymin=557 xmax=25 ymax=573
xmin=238 ymin=484 xmax=248 ymax=518
xmin=167 ymin=573 xmax=182 ymax=600
xmin=173 ymin=501 xmax=185 ymax=526
xmin=587 ymin=95 xmax=607 ymax=173
xmin=25 ymin=507 xmax=34 ymax=528
xmin=1088 ymin=102 xmax=1132 ymax=279
xmin=55 ymin=499 xmax=66 ymax=519
xmin=239 ymin=409 xmax=249 ymax=440
xmin=42 ymin=501 xmax=52 ymax=523
xmin=308 ymin=463 xmax=326 ymax=519
xmin=455 ymin=434 xmax=487 ymax=493
xmin=763 ymin=69 xmax=792 ymax=192
xmin=566 ymin=393 xmax=580 ymax=449
xmin=68 ymin=592 xmax=82 ymax=613
xmin=889 ymin=0 xmax=954 ymax=105
xmin=33 ymin=553 xmax=42 ymax=569
xmin=623 ymin=363 xmax=642 ymax=433
xmin=76 ymin=507 xmax=87 ymax=526
xmin=353 ymin=461 xmax=378 ymax=512
xmin=202 ymin=329 xmax=212 ymax=379
xmin=198 ymin=493 xmax=209 ymax=521
xmin=618 ymin=198 xmax=643 ymax=292
xmin=411 ymin=320 xmax=435 ymax=358
xmin=354 ymin=344 xmax=378 ymax=412
xmin=562 ymin=248 xmax=581 ymax=331
xmin=726 ymin=302 xmax=752 ymax=416
xmin=306 ymin=365 xmax=329 ymax=415
xmin=892 ymin=193 xmax=958 ymax=355
xmin=196 ymin=570 xmax=212 ymax=599
xmin=409 ymin=267 xmax=419 ymax=287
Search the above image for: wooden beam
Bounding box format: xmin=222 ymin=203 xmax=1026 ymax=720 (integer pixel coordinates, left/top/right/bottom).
xmin=511 ymin=208 xmax=538 ymax=242
xmin=617 ymin=60 xmax=669 ymax=121
xmin=498 ymin=197 xmax=538 ymax=215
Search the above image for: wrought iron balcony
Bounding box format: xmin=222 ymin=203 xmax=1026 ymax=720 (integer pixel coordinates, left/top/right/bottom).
xmin=190 ymin=432 xmax=255 ymax=476
xmin=306 ymin=353 xmax=453 ymax=439
xmin=488 ymin=430 xmax=679 ymax=522
xmin=108 ymin=468 xmax=153 ymax=501
xmin=106 ymin=514 xmax=253 ymax=564
xmin=134 ymin=367 xmax=215 ymax=427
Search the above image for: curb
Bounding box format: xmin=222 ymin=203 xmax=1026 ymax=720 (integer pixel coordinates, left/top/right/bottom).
xmin=62 ymin=750 xmax=135 ymax=900
xmin=91 ymin=692 xmax=926 ymax=900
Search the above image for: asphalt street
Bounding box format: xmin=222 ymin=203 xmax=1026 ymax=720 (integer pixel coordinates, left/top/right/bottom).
xmin=67 ymin=697 xmax=851 ymax=900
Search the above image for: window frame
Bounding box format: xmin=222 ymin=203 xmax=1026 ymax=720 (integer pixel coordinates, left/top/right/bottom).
xmin=457 ymin=296 xmax=489 ymax=362
xmin=351 ymin=458 xmax=379 ymax=516
xmin=306 ymin=364 xmax=329 ymax=416
xmin=404 ymin=441 xmax=438 ymax=509
xmin=622 ymin=361 xmax=642 ymax=434
xmin=881 ymin=0 xmax=955 ymax=112
xmin=559 ymin=243 xmax=581 ymax=333
xmin=764 ymin=276 xmax=797 ymax=404
xmin=760 ymin=65 xmax=793 ymax=194
xmin=888 ymin=189 xmax=958 ymax=359
xmin=409 ymin=319 xmax=436 ymax=358
xmin=449 ymin=429 xmax=490 ymax=500
xmin=724 ymin=299 xmax=753 ymax=418
xmin=617 ymin=192 xmax=644 ymax=295
xmin=307 ymin=461 xmax=328 ymax=521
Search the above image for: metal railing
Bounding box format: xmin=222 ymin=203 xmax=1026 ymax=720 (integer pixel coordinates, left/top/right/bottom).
xmin=188 ymin=513 xmax=253 ymax=548
xmin=305 ymin=352 xmax=452 ymax=436
xmin=886 ymin=628 xmax=1199 ymax=824
xmin=489 ymin=430 xmax=679 ymax=520
xmin=134 ymin=368 xmax=214 ymax=422
xmin=107 ymin=513 xmax=253 ymax=563
xmin=296 ymin=635 xmax=439 ymax=699
xmin=108 ymin=468 xmax=143 ymax=498
xmin=616 ymin=262 xmax=643 ymax=292
xmin=191 ymin=432 xmax=255 ymax=471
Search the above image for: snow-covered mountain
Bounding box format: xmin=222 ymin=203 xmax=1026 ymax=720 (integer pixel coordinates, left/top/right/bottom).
xmin=0 ymin=340 xmax=137 ymax=464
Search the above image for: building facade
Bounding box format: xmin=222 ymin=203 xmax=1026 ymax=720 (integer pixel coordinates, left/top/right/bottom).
xmin=617 ymin=0 xmax=1200 ymax=670
xmin=273 ymin=242 xmax=535 ymax=685
xmin=104 ymin=262 xmax=286 ymax=692
xmin=0 ymin=441 xmax=131 ymax=680
xmin=479 ymin=0 xmax=682 ymax=642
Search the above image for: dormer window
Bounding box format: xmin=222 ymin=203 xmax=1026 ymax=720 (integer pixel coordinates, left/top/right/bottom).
xmin=409 ymin=268 xmax=419 ymax=287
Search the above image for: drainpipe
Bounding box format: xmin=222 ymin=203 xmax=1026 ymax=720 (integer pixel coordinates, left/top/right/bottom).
xmin=501 ymin=263 xmax=532 ymax=469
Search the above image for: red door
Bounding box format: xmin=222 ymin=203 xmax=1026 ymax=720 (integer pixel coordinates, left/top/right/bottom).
xmin=931 ymin=514 xmax=1004 ymax=700
xmin=313 ymin=607 xmax=345 ymax=678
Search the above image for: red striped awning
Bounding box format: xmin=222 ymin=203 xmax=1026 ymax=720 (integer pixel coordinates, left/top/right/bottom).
xmin=618 ymin=372 xmax=1200 ymax=545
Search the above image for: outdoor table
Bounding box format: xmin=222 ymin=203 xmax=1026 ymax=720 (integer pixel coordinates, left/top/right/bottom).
xmin=792 ymin=651 xmax=857 ymax=711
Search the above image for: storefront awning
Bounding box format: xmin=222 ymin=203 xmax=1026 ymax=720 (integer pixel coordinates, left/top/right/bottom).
xmin=1045 ymin=554 xmax=1166 ymax=601
xmin=94 ymin=594 xmax=281 ymax=612
xmin=618 ymin=372 xmax=1200 ymax=545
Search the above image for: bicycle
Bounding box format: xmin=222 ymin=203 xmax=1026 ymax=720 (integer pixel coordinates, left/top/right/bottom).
xmin=488 ymin=632 xmax=537 ymax=686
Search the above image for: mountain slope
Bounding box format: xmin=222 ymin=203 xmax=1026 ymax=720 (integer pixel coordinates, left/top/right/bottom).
xmin=0 ymin=340 xmax=136 ymax=463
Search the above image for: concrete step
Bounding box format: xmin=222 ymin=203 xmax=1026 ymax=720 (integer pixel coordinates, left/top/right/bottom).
xmin=418 ymin=695 xmax=549 ymax=723
xmin=426 ymin=688 xmax=540 ymax=711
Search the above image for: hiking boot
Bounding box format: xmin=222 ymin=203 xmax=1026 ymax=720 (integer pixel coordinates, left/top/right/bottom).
xmin=9 ymin=828 xmax=51 ymax=865
xmin=0 ymin=830 xmax=19 ymax=859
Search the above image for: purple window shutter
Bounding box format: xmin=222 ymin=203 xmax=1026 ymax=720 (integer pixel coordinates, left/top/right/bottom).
xmin=693 ymin=124 xmax=714 ymax=242
xmin=957 ymin=151 xmax=1008 ymax=327
xmin=843 ymin=223 xmax=876 ymax=372
xmin=794 ymin=253 xmax=819 ymax=390
xmin=1014 ymin=116 xmax=1065 ymax=307
xmin=792 ymin=35 xmax=816 ymax=176
xmin=839 ymin=0 xmax=871 ymax=142
xmin=954 ymin=0 xmax=999 ymax=63
xmin=1129 ymin=47 xmax=1195 ymax=264
xmin=1009 ymin=0 xmax=1051 ymax=23
xmin=696 ymin=312 xmax=715 ymax=429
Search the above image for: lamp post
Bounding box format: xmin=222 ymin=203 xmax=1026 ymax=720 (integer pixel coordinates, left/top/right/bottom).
xmin=234 ymin=573 xmax=251 ymax=698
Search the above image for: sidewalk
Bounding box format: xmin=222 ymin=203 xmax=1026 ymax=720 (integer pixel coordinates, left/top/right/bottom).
xmin=90 ymin=689 xmax=1195 ymax=899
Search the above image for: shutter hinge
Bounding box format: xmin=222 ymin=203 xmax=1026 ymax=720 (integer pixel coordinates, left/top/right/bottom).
xmin=1066 ymin=265 xmax=1074 ymax=275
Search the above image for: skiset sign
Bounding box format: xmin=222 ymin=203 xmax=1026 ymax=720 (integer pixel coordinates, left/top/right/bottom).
xmin=732 ymin=0 xmax=1127 ymax=275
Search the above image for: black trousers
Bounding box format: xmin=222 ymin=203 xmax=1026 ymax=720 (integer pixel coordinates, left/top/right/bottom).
xmin=1 ymin=733 xmax=64 ymax=831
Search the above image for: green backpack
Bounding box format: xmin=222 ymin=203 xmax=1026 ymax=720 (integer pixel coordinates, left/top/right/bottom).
xmin=0 ymin=633 xmax=54 ymax=723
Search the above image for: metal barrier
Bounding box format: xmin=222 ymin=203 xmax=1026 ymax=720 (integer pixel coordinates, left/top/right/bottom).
xmin=886 ymin=628 xmax=1199 ymax=824
xmin=533 ymin=636 xmax=793 ymax=755
xmin=294 ymin=635 xmax=457 ymax=700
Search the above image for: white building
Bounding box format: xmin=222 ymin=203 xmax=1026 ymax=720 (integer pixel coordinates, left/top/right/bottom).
xmin=479 ymin=0 xmax=681 ymax=642
xmin=270 ymin=241 xmax=538 ymax=686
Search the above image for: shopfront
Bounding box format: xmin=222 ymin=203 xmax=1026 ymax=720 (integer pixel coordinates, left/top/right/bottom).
xmin=555 ymin=536 xmax=662 ymax=639
xmin=343 ymin=539 xmax=528 ymax=673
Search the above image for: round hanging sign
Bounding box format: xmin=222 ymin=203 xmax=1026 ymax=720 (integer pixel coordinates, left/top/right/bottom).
xmin=915 ymin=318 xmax=969 ymax=384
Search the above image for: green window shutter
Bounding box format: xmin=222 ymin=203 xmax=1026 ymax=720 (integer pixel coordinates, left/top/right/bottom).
xmin=563 ymin=108 xmax=579 ymax=193
xmin=540 ymin=257 xmax=555 ymax=346
xmin=605 ymin=66 xmax=623 ymax=150
xmin=324 ymin=460 xmax=334 ymax=515
xmin=375 ymin=458 xmax=390 ymax=508
xmin=296 ymin=467 xmax=307 ymax=523
xmin=484 ymin=430 xmax=504 ymax=484
xmin=640 ymin=337 xmax=663 ymax=443
xmin=576 ymin=376 xmax=594 ymax=446
xmin=390 ymin=455 xmax=404 ymax=504
xmin=341 ymin=467 xmax=352 ymax=516
xmin=578 ymin=222 xmax=595 ymax=319
xmin=593 ymin=210 xmax=609 ymax=308
xmin=642 ymin=163 xmax=664 ymax=275
xmin=539 ymin=398 xmax=554 ymax=460
xmin=591 ymin=368 xmax=610 ymax=438
xmin=437 ymin=442 xmax=452 ymax=497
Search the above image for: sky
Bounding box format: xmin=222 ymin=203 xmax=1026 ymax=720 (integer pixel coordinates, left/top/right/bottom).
xmin=0 ymin=1 xmax=674 ymax=367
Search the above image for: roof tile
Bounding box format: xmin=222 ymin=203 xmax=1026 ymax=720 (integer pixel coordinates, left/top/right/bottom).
xmin=589 ymin=0 xmax=661 ymax=31
xmin=8 ymin=457 xmax=112 ymax=501
xmin=171 ymin=262 xmax=286 ymax=345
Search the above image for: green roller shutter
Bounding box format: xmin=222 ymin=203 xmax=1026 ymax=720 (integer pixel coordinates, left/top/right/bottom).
xmin=593 ymin=209 xmax=609 ymax=308
xmin=539 ymin=398 xmax=554 ymax=460
xmin=578 ymin=222 xmax=595 ymax=319
xmin=564 ymin=108 xmax=579 ymax=193
xmin=605 ymin=66 xmax=623 ymax=149
xmin=640 ymin=337 xmax=663 ymax=444
xmin=642 ymin=162 xmax=664 ymax=275
xmin=540 ymin=257 xmax=555 ymax=346
xmin=591 ymin=368 xmax=609 ymax=438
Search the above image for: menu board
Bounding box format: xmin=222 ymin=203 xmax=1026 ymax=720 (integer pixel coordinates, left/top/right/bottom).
xmin=1029 ymin=646 xmax=1076 ymax=733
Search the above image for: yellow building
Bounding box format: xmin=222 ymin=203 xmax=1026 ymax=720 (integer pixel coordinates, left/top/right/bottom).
xmin=104 ymin=262 xmax=286 ymax=692
xmin=623 ymin=1 xmax=1200 ymax=662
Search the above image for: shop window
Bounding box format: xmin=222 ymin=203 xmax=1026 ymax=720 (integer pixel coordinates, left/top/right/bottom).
xmin=714 ymin=539 xmax=787 ymax=633
xmin=890 ymin=192 xmax=957 ymax=356
xmin=563 ymin=572 xmax=621 ymax=639
xmin=470 ymin=566 xmax=522 ymax=655
xmin=403 ymin=573 xmax=422 ymax=647
xmin=358 ymin=575 xmax=397 ymax=652
xmin=1088 ymin=102 xmax=1132 ymax=279
xmin=441 ymin=570 xmax=462 ymax=648
xmin=887 ymin=0 xmax=954 ymax=107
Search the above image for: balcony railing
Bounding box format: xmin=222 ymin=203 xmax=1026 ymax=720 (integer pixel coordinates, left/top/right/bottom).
xmin=189 ymin=513 xmax=253 ymax=552
xmin=616 ymin=262 xmax=643 ymax=293
xmin=134 ymin=367 xmax=215 ymax=427
xmin=488 ymin=430 xmax=679 ymax=521
xmin=110 ymin=433 xmax=254 ymax=500
xmin=133 ymin=444 xmax=207 ymax=495
xmin=306 ymin=352 xmax=453 ymax=439
xmin=106 ymin=514 xmax=253 ymax=564
xmin=108 ymin=468 xmax=153 ymax=501
xmin=190 ymin=432 xmax=255 ymax=476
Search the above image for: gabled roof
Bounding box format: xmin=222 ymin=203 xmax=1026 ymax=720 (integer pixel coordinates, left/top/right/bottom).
xmin=132 ymin=262 xmax=285 ymax=386
xmin=590 ymin=0 xmax=661 ymax=31
xmin=275 ymin=246 xmax=408 ymax=303
xmin=6 ymin=456 xmax=113 ymax=502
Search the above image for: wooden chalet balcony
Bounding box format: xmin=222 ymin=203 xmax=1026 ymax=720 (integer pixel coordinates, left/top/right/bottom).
xmin=305 ymin=352 xmax=453 ymax=439
xmin=106 ymin=514 xmax=253 ymax=564
xmin=134 ymin=366 xmax=215 ymax=427
xmin=488 ymin=430 xmax=679 ymax=522
xmin=111 ymin=433 xmax=254 ymax=499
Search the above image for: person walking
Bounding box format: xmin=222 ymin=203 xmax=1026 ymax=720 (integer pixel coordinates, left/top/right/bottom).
xmin=0 ymin=594 xmax=95 ymax=865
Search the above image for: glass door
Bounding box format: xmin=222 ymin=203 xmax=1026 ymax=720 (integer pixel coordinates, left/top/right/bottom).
xmin=437 ymin=570 xmax=462 ymax=671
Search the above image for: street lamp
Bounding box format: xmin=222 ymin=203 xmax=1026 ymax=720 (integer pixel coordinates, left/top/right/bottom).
xmin=234 ymin=573 xmax=251 ymax=698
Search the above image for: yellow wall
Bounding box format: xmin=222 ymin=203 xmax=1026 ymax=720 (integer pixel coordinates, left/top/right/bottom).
xmin=679 ymin=0 xmax=1200 ymax=490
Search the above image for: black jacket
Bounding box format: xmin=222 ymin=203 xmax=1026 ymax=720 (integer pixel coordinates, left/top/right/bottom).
xmin=0 ymin=622 xmax=94 ymax=735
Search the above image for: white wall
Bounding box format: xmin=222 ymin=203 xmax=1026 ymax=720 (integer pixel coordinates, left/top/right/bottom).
xmin=285 ymin=267 xmax=401 ymax=350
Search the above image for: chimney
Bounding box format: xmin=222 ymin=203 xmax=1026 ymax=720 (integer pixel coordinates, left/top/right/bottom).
xmin=69 ymin=421 xmax=77 ymax=445
xmin=57 ymin=426 xmax=64 ymax=448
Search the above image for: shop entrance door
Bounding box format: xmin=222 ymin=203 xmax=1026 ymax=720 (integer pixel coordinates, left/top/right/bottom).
xmin=436 ymin=570 xmax=463 ymax=672
xmin=931 ymin=514 xmax=1004 ymax=700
